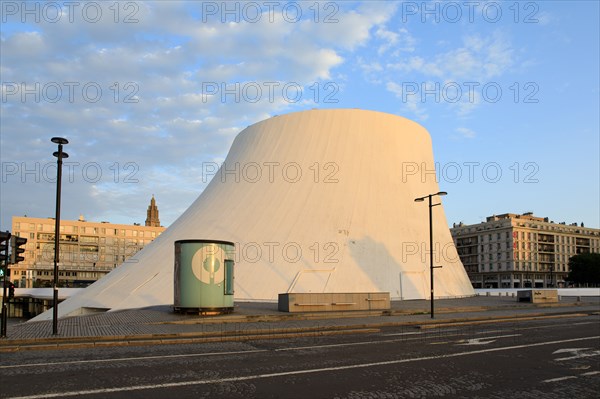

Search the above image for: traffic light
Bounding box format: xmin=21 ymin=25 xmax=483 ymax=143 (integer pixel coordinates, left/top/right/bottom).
xmin=10 ymin=236 xmax=27 ymax=264
xmin=0 ymin=231 xmax=9 ymax=270
xmin=8 ymin=282 xmax=15 ymax=299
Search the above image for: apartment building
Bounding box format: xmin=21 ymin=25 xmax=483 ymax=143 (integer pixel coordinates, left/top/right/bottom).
xmin=9 ymin=197 xmax=165 ymax=288
xmin=450 ymin=213 xmax=600 ymax=288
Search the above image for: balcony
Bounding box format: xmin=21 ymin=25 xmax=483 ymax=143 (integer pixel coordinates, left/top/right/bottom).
xmin=538 ymin=234 xmax=555 ymax=243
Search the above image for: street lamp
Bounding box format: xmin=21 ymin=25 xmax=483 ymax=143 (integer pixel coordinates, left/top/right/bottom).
xmin=414 ymin=191 xmax=447 ymax=319
xmin=51 ymin=137 xmax=68 ymax=335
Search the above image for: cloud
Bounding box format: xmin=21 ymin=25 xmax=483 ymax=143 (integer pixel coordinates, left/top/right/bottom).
xmin=455 ymin=127 xmax=476 ymax=139
xmin=386 ymin=81 xmax=429 ymax=121
xmin=378 ymin=31 xmax=516 ymax=119
xmin=389 ymin=32 xmax=515 ymax=81
xmin=376 ymin=27 xmax=416 ymax=56
xmin=0 ymin=1 xmax=394 ymax=229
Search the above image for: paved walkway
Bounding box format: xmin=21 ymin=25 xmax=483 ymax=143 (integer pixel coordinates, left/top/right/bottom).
xmin=2 ymin=295 xmax=598 ymax=348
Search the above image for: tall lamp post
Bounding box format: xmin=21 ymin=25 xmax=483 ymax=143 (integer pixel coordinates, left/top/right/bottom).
xmin=414 ymin=191 xmax=447 ymax=319
xmin=51 ymin=137 xmax=68 ymax=335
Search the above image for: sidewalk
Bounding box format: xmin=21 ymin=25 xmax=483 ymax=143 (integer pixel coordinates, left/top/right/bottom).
xmin=2 ymin=295 xmax=599 ymax=351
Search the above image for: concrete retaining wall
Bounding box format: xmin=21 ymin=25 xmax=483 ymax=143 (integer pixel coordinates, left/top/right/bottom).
xmin=278 ymin=292 xmax=390 ymax=312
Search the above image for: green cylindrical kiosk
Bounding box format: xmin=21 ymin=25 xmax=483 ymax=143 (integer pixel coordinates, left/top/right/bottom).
xmin=174 ymin=240 xmax=235 ymax=314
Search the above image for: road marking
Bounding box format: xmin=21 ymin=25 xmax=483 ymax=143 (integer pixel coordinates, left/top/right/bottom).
xmin=457 ymin=334 xmax=521 ymax=346
xmin=553 ymin=347 xmax=590 ymax=353
xmin=1 ymin=337 xmax=425 ymax=367
xmin=553 ymin=348 xmax=600 ymax=361
xmin=474 ymin=330 xmax=505 ymax=335
xmin=383 ymin=328 xmax=459 ymax=337
xmin=570 ymin=365 xmax=591 ymax=370
xmin=6 ymin=335 xmax=600 ymax=399
xmin=275 ymin=338 xmax=400 ymax=351
xmin=0 ymin=349 xmax=269 ymax=370
xmin=522 ymin=321 xmax=598 ymax=330
xmin=581 ymin=371 xmax=600 ymax=376
xmin=542 ymin=376 xmax=578 ymax=383
xmin=382 ymin=332 xmax=423 ymax=336
xmin=542 ymin=369 xmax=600 ymax=383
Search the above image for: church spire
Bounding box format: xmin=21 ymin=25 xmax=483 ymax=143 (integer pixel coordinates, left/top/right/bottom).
xmin=145 ymin=195 xmax=160 ymax=227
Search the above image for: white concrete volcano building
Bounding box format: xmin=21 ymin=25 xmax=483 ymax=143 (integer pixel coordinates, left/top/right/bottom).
xmin=34 ymin=109 xmax=474 ymax=320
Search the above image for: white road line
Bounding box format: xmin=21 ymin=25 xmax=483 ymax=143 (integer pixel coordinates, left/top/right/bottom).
xmin=542 ymin=376 xmax=578 ymax=383
xmin=1 ymin=337 xmax=428 ymax=368
xmin=6 ymin=335 xmax=600 ymax=399
xmin=384 ymin=329 xmax=459 ymax=337
xmin=468 ymin=334 xmax=521 ymax=340
xmin=386 ymin=321 xmax=597 ymax=338
xmin=0 ymin=349 xmax=268 ymax=370
xmin=477 ymin=321 xmax=597 ymax=333
xmin=474 ymin=330 xmax=505 ymax=335
xmin=522 ymin=321 xmax=598 ymax=330
xmin=382 ymin=332 xmax=422 ymax=336
xmin=274 ymin=339 xmax=399 ymax=351
xmin=581 ymin=371 xmax=600 ymax=376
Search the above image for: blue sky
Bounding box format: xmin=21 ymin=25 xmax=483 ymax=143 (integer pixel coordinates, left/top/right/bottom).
xmin=1 ymin=0 xmax=598 ymax=230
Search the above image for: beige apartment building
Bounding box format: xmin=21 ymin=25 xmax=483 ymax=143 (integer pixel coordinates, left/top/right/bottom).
xmin=9 ymin=197 xmax=165 ymax=288
xmin=451 ymin=213 xmax=600 ymax=288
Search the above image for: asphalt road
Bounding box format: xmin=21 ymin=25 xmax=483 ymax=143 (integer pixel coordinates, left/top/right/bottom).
xmin=1 ymin=315 xmax=599 ymax=398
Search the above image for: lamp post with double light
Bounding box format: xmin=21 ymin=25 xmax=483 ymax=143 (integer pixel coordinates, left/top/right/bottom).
xmin=414 ymin=191 xmax=447 ymax=319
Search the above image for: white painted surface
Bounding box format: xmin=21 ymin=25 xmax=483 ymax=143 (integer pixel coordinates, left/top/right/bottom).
xmin=32 ymin=109 xmax=474 ymax=321
xmin=475 ymin=288 xmax=600 ymax=297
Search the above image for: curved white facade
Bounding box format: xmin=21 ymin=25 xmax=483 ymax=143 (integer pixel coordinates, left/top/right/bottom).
xmin=34 ymin=109 xmax=474 ymax=320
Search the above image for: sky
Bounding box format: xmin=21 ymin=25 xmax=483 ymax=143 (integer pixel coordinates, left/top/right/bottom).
xmin=1 ymin=0 xmax=599 ymax=232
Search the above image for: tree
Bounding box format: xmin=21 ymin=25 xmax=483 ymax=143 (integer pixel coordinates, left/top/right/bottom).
xmin=567 ymin=253 xmax=600 ymax=286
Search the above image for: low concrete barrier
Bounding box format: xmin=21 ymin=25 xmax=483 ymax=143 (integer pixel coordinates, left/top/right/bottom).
xmin=278 ymin=292 xmax=390 ymax=312
xmin=517 ymin=289 xmax=559 ymax=303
